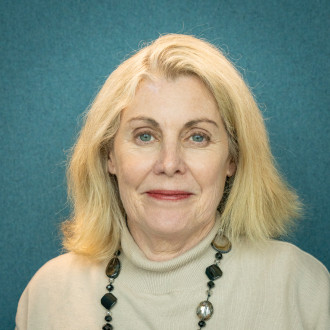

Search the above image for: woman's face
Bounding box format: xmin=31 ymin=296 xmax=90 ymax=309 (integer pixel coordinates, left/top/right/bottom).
xmin=108 ymin=75 xmax=236 ymax=242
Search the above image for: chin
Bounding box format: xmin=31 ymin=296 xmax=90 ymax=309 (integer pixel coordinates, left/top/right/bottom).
xmin=143 ymin=209 xmax=199 ymax=236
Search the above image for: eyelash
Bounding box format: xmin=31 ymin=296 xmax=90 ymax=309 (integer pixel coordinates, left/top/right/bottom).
xmin=133 ymin=130 xmax=211 ymax=145
xmin=188 ymin=131 xmax=210 ymax=144
xmin=134 ymin=130 xmax=156 ymax=144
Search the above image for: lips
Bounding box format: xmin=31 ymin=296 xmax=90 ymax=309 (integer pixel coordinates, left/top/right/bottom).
xmin=146 ymin=190 xmax=193 ymax=201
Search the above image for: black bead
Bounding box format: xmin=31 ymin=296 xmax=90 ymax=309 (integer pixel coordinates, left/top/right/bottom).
xmin=215 ymin=252 xmax=223 ymax=260
xmin=205 ymin=264 xmax=223 ymax=281
xmin=102 ymin=324 xmax=113 ymax=330
xmin=207 ymin=280 xmax=215 ymax=288
xmin=198 ymin=320 xmax=206 ymax=327
xmin=101 ymin=293 xmax=117 ymax=310
xmin=105 ymin=315 xmax=112 ymax=322
xmin=115 ymin=250 xmax=121 ymax=257
xmin=106 ymin=257 xmax=121 ymax=279
xmin=106 ymin=284 xmax=114 ymax=292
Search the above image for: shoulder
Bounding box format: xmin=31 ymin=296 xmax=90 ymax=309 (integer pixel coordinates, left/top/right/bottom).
xmin=232 ymin=239 xmax=329 ymax=299
xmin=269 ymin=240 xmax=329 ymax=289
xmin=236 ymin=238 xmax=328 ymax=271
xmin=16 ymin=253 xmax=106 ymax=329
xmin=261 ymin=240 xmax=328 ymax=277
xmin=232 ymin=239 xmax=329 ymax=328
xmin=30 ymin=252 xmax=100 ymax=281
xmin=22 ymin=252 xmax=106 ymax=295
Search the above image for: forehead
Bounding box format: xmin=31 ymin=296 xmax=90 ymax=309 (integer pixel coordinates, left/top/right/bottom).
xmin=121 ymin=75 xmax=221 ymax=124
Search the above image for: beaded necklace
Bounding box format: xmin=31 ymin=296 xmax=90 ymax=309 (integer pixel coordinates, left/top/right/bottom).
xmin=101 ymin=230 xmax=231 ymax=329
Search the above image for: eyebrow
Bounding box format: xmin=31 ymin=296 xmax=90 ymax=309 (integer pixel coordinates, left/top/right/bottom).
xmin=128 ymin=116 xmax=160 ymax=128
xmin=184 ymin=119 xmax=219 ymax=129
xmin=128 ymin=116 xmax=218 ymax=129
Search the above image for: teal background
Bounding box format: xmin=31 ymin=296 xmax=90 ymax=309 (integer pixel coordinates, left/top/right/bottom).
xmin=1 ymin=0 xmax=329 ymax=328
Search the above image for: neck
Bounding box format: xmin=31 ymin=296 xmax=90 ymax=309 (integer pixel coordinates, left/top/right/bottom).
xmin=126 ymin=219 xmax=215 ymax=261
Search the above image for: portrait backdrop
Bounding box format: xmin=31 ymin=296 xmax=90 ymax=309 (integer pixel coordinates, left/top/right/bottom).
xmin=1 ymin=0 xmax=329 ymax=328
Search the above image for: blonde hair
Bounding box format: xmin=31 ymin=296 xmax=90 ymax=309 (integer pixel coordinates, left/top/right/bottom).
xmin=62 ymin=34 xmax=301 ymax=261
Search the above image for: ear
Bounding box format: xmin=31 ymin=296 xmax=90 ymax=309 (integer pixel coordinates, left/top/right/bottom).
xmin=226 ymin=159 xmax=236 ymax=177
xmin=108 ymin=151 xmax=117 ymax=175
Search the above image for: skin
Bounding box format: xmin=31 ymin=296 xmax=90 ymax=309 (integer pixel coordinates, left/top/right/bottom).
xmin=108 ymin=75 xmax=236 ymax=261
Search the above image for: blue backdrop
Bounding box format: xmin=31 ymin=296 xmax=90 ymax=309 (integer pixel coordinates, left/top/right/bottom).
xmin=1 ymin=0 xmax=329 ymax=328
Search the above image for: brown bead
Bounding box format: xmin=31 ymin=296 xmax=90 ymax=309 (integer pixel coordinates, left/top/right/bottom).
xmin=211 ymin=233 xmax=231 ymax=253
xmin=105 ymin=257 xmax=121 ymax=279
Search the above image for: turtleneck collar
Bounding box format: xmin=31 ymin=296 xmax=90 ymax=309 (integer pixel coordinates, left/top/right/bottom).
xmin=121 ymin=213 xmax=222 ymax=272
xmin=117 ymin=213 xmax=233 ymax=294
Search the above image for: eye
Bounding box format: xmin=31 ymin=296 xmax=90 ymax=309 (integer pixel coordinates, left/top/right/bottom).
xmin=137 ymin=132 xmax=154 ymax=142
xmin=189 ymin=132 xmax=211 ymax=145
xmin=186 ymin=131 xmax=211 ymax=147
xmin=191 ymin=134 xmax=205 ymax=143
xmin=139 ymin=133 xmax=152 ymax=142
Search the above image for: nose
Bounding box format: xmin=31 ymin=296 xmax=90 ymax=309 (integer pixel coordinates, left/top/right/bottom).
xmin=153 ymin=141 xmax=186 ymax=176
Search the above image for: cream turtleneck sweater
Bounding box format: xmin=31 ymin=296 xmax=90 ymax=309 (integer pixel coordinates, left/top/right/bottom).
xmin=16 ymin=220 xmax=329 ymax=329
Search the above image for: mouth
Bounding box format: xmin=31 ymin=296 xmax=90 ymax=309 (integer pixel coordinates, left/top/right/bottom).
xmin=145 ymin=190 xmax=193 ymax=201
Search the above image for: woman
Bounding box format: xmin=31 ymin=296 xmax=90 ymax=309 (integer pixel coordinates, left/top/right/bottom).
xmin=16 ymin=34 xmax=329 ymax=329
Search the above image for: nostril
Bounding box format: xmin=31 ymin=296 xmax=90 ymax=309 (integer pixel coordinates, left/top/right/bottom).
xmin=153 ymin=146 xmax=186 ymax=176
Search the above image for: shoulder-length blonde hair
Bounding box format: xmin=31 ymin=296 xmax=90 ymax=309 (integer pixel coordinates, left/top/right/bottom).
xmin=62 ymin=34 xmax=301 ymax=261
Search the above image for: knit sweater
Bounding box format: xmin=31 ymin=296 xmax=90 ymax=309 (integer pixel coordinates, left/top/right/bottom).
xmin=16 ymin=222 xmax=329 ymax=330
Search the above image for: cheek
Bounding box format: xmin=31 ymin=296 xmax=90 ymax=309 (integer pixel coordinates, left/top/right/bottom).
xmin=115 ymin=149 xmax=154 ymax=187
xmin=190 ymin=152 xmax=229 ymax=181
xmin=188 ymin=152 xmax=229 ymax=197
